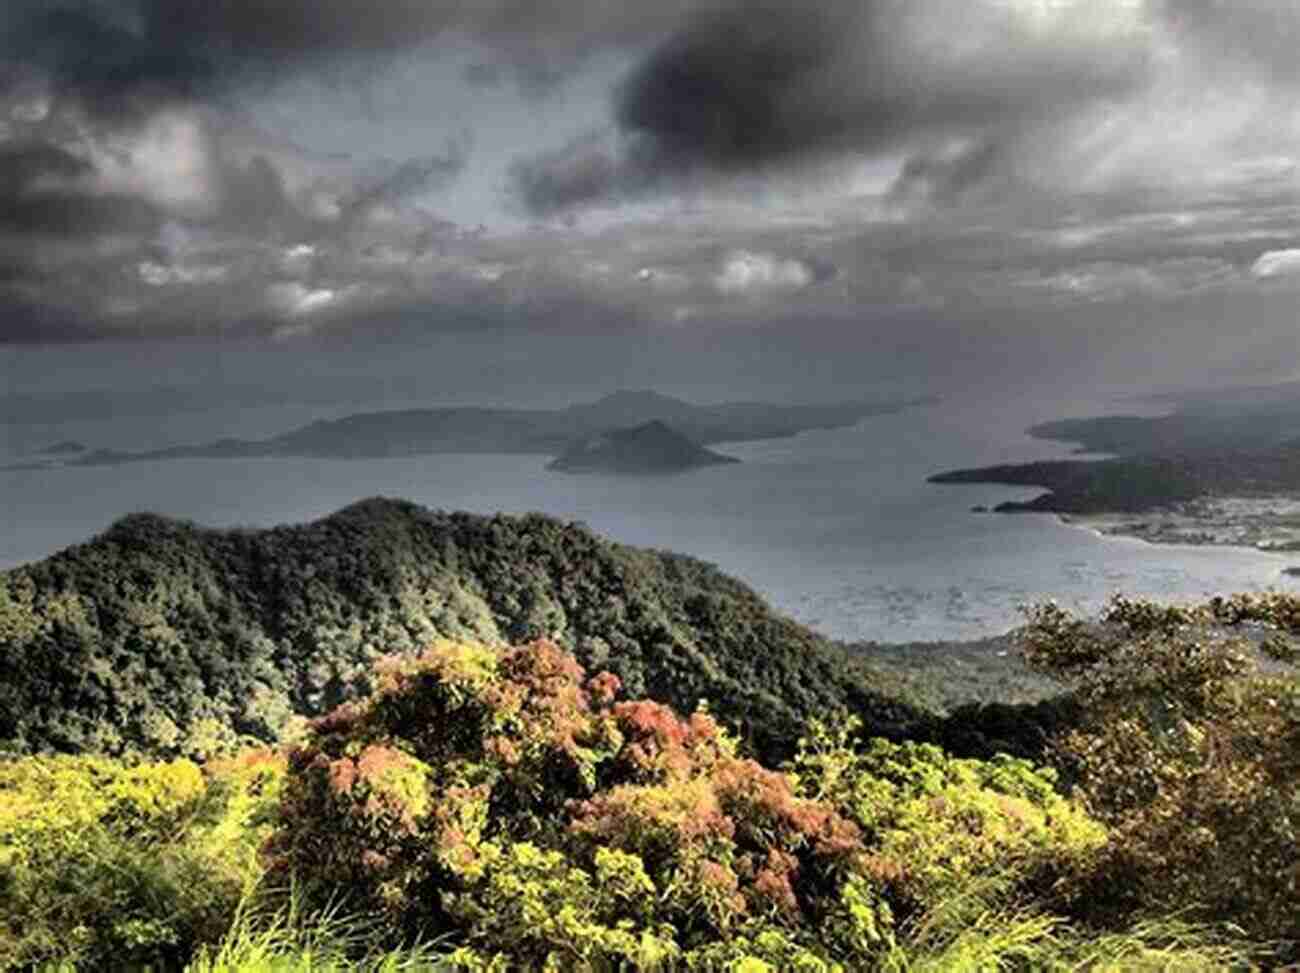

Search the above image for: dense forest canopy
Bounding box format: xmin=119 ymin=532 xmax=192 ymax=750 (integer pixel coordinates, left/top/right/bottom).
xmin=0 ymin=499 xmax=923 ymax=760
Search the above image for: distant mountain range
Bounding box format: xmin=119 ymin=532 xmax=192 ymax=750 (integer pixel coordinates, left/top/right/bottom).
xmin=4 ymin=390 xmax=934 ymax=471
xmin=548 ymin=420 xmax=740 ymax=474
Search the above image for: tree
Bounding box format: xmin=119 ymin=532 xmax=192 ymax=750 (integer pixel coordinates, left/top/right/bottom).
xmin=1021 ymin=593 xmax=1300 ymax=942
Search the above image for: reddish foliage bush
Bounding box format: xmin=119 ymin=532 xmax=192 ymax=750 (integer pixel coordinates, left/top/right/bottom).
xmin=263 ymin=639 xmax=869 ymax=944
xmin=262 ymin=638 xmax=1100 ymax=966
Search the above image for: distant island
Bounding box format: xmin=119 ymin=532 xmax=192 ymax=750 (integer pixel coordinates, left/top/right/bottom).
xmin=38 ymin=440 xmax=87 ymax=455
xmin=19 ymin=389 xmax=933 ymax=472
xmin=548 ymin=420 xmax=740 ymax=474
xmin=0 ymin=440 xmax=88 ymax=472
xmin=929 ymin=382 xmax=1300 ymax=557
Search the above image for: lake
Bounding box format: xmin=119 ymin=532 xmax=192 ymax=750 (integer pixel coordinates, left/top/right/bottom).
xmin=3 ymin=381 xmax=1293 ymax=643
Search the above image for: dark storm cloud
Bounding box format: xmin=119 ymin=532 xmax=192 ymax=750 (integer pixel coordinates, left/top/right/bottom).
xmin=1 ymin=0 xmax=1298 ymax=349
xmin=7 ymin=1 xmax=1300 ymax=127
xmin=888 ymin=141 xmax=1014 ymax=207
xmin=0 ymin=0 xmax=695 ymax=104
xmin=0 ymin=0 xmax=485 ymax=343
xmin=3 ymin=3 xmax=216 ymax=118
xmin=509 ymin=132 xmax=636 ymax=217
xmin=510 ymin=0 xmax=1156 ymax=214
xmin=0 ymin=0 xmax=439 ymax=93
xmin=615 ymin=2 xmax=841 ymax=169
xmin=0 ymin=141 xmax=162 ymax=236
xmin=139 ymin=0 xmax=452 ymax=58
xmin=0 ymin=143 xmax=90 ymax=197
xmin=0 ymin=0 xmax=439 ymax=117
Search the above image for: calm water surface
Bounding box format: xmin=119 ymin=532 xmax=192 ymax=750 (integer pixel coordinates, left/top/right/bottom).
xmin=2 ymin=392 xmax=1294 ymax=643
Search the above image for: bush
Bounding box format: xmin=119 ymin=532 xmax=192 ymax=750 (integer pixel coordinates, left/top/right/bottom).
xmin=0 ymin=751 xmax=284 ymax=970
xmin=4 ymin=630 xmax=1276 ymax=971
xmin=788 ymin=721 xmax=1106 ymax=925
xmin=264 ymin=639 xmax=1106 ymax=970
xmin=1022 ymin=592 xmax=1300 ymax=943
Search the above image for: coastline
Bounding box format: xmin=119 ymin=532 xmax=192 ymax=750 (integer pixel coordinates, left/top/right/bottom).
xmin=1053 ymin=497 xmax=1300 ymax=572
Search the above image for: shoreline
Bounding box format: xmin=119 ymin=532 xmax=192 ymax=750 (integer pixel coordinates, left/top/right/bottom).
xmin=1053 ymin=498 xmax=1300 ymax=572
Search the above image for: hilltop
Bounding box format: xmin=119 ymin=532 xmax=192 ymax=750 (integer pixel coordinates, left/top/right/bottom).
xmin=0 ymin=499 xmax=926 ymax=760
xmin=547 ymin=420 xmax=740 ymax=474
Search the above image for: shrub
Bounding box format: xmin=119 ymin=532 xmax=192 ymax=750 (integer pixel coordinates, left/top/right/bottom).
xmin=1022 ymin=593 xmax=1300 ymax=943
xmin=788 ymin=719 xmax=1106 ymax=927
xmin=0 ymin=751 xmax=284 ymax=970
xmin=265 ymin=639 xmax=1105 ymax=970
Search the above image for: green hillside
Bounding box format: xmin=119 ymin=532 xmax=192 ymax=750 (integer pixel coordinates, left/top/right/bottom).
xmin=0 ymin=498 xmax=924 ymax=760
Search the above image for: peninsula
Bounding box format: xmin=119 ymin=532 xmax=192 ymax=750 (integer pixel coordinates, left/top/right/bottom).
xmin=929 ymin=383 xmax=1300 ymax=557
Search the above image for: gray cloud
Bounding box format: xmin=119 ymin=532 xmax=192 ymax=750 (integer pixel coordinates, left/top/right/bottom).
xmin=888 ymin=140 xmax=1016 ymax=207
xmin=8 ymin=5 xmax=193 ymax=92
xmin=0 ymin=171 xmax=1294 ymax=344
xmin=1164 ymin=0 xmax=1300 ymax=81
xmin=1251 ymin=249 xmax=1300 ymax=280
xmin=508 ymin=130 xmax=644 ymax=217
xmin=342 ymin=137 xmax=471 ymax=226
xmin=510 ymin=0 xmax=1158 ymax=213
xmin=0 ymin=141 xmax=163 ymax=236
xmin=0 ymin=0 xmax=696 ymax=104
xmin=1 ymin=0 xmax=1298 ymax=355
xmin=463 ymin=62 xmax=504 ymax=89
xmin=7 ymin=1 xmax=1300 ymax=125
xmin=0 ymin=1 xmax=480 ymax=341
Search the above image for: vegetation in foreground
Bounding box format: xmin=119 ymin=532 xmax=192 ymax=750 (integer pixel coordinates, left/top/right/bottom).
xmin=2 ymin=589 xmax=1296 ymax=971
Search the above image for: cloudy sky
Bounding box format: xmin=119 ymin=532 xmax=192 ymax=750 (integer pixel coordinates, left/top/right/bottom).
xmin=1 ymin=0 xmax=1297 ymax=393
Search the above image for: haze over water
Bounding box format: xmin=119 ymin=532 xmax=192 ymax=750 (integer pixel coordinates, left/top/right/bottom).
xmin=4 ymin=342 xmax=1293 ymax=644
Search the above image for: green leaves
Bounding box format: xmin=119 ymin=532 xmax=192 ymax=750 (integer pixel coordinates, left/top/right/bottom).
xmin=4 ymin=625 xmax=1284 ymax=970
xmin=0 ymin=752 xmax=283 ymax=969
xmin=262 ymin=639 xmax=1109 ymax=971
xmin=0 ymin=500 xmax=927 ymax=763
xmin=1021 ymin=593 xmax=1300 ymax=941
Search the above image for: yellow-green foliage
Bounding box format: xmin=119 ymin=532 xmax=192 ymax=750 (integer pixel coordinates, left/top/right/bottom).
xmin=0 ymin=753 xmax=203 ymax=842
xmin=265 ymin=639 xmax=1108 ymax=971
xmin=6 ymin=630 xmax=1281 ymax=971
xmin=791 ymin=721 xmax=1106 ymax=919
xmin=0 ymin=751 xmax=285 ymax=971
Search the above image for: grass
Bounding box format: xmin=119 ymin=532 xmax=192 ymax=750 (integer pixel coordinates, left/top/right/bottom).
xmin=884 ymin=911 xmax=1262 ymax=973
xmin=181 ymin=888 xmax=450 ymax=973
xmin=26 ymin=873 xmax=1267 ymax=973
xmin=31 ymin=901 xmax=1265 ymax=973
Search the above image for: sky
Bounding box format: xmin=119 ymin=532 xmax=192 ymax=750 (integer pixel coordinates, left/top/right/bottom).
xmin=0 ymin=0 xmax=1298 ymax=398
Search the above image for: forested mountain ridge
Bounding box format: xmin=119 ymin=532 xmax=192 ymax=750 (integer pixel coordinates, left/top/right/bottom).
xmin=0 ymin=498 xmax=925 ymax=759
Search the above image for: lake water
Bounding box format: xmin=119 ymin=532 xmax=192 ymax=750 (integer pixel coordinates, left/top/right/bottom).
xmin=2 ymin=389 xmax=1295 ymax=644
